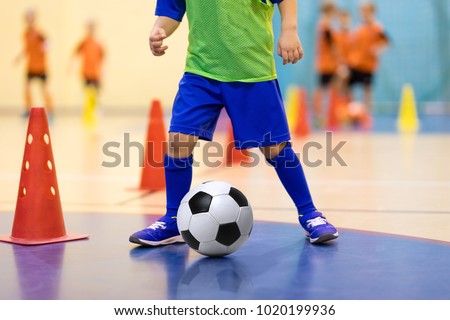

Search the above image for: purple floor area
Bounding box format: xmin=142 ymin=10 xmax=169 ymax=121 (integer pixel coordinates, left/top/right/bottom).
xmin=1 ymin=213 xmax=450 ymax=300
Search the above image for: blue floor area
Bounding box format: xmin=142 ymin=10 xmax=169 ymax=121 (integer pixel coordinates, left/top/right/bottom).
xmin=1 ymin=213 xmax=450 ymax=300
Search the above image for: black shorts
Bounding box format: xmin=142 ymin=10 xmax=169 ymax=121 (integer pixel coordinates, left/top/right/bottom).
xmin=27 ymin=72 xmax=47 ymax=82
xmin=318 ymin=73 xmax=335 ymax=87
xmin=85 ymin=78 xmax=100 ymax=88
xmin=349 ymin=68 xmax=373 ymax=87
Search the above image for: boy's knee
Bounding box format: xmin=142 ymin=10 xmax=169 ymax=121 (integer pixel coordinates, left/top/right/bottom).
xmin=260 ymin=142 xmax=287 ymax=160
xmin=168 ymin=132 xmax=198 ymax=158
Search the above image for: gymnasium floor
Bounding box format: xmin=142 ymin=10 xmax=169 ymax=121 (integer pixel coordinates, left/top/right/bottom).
xmin=1 ymin=112 xmax=450 ymax=299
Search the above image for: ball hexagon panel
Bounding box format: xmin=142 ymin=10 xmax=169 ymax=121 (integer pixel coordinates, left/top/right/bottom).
xmin=189 ymin=213 xmax=220 ymax=242
xmin=208 ymin=195 xmax=240 ymax=224
xmin=236 ymin=206 xmax=253 ymax=236
xmin=177 ymin=202 xmax=192 ymax=231
xmin=181 ymin=230 xmax=200 ymax=250
xmin=188 ymin=192 xmax=213 ymax=214
xmin=198 ymin=241 xmax=228 ymax=257
xmin=228 ymin=187 xmax=248 ymax=207
xmin=216 ymin=222 xmax=241 ymax=246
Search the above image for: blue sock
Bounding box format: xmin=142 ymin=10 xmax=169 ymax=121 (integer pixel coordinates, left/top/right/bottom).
xmin=266 ymin=143 xmax=316 ymax=216
xmin=164 ymin=154 xmax=193 ymax=219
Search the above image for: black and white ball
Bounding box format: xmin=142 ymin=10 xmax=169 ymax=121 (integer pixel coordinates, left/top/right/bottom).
xmin=177 ymin=181 xmax=253 ymax=257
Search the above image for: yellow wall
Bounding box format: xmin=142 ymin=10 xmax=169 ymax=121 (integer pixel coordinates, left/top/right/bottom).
xmin=0 ymin=0 xmax=188 ymax=111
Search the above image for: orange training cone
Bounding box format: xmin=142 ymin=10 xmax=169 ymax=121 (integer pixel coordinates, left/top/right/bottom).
xmin=225 ymin=124 xmax=252 ymax=166
xmin=294 ymin=87 xmax=310 ymax=137
xmin=138 ymin=100 xmax=167 ymax=191
xmin=0 ymin=107 xmax=88 ymax=245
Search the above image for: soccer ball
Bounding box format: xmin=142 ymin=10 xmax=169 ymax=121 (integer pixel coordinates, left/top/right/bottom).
xmin=177 ymin=181 xmax=253 ymax=257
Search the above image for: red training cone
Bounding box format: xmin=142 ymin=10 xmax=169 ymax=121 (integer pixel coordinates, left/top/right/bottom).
xmin=138 ymin=100 xmax=167 ymax=191
xmin=0 ymin=107 xmax=88 ymax=245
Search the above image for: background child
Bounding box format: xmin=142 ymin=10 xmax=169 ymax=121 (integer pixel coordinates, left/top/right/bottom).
xmin=347 ymin=2 xmax=390 ymax=114
xmin=15 ymin=9 xmax=53 ymax=117
xmin=71 ymin=20 xmax=105 ymax=123
xmin=313 ymin=1 xmax=339 ymax=128
xmin=130 ymin=0 xmax=339 ymax=247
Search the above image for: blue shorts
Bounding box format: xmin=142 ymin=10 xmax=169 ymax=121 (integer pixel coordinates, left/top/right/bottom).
xmin=170 ymin=73 xmax=291 ymax=150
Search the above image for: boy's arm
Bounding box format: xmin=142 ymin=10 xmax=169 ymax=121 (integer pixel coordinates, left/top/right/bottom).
xmin=14 ymin=50 xmax=25 ymax=66
xmin=378 ymin=28 xmax=390 ymax=48
xmin=149 ymin=17 xmax=180 ymax=56
xmin=150 ymin=0 xmax=185 ymax=56
xmin=14 ymin=34 xmax=27 ymax=66
xmin=277 ymin=0 xmax=303 ymax=65
xmin=67 ymin=41 xmax=83 ymax=74
xmin=371 ymin=24 xmax=390 ymax=56
xmin=72 ymin=40 xmax=84 ymax=57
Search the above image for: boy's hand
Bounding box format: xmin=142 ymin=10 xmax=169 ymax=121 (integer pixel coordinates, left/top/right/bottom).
xmin=277 ymin=29 xmax=304 ymax=65
xmin=149 ymin=27 xmax=168 ymax=56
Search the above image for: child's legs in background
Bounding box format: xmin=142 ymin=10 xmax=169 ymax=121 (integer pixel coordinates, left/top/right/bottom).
xmin=363 ymin=84 xmax=373 ymax=113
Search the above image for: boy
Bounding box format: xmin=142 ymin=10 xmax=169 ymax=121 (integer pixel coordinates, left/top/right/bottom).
xmin=313 ymin=1 xmax=339 ymax=127
xmin=130 ymin=0 xmax=339 ymax=246
xmin=15 ymin=9 xmax=53 ymax=117
xmin=347 ymin=2 xmax=389 ymax=112
xmin=72 ymin=20 xmax=105 ymax=122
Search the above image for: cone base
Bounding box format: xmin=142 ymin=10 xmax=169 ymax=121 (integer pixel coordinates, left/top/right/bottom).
xmin=0 ymin=233 xmax=88 ymax=246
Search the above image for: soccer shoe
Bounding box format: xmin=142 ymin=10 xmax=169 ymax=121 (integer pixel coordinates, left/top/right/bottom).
xmin=129 ymin=215 xmax=185 ymax=246
xmin=299 ymin=211 xmax=339 ymax=244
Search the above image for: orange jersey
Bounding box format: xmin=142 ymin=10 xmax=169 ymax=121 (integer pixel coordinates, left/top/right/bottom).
xmin=315 ymin=22 xmax=338 ymax=74
xmin=348 ymin=22 xmax=387 ymax=73
xmin=334 ymin=29 xmax=352 ymax=65
xmin=24 ymin=28 xmax=47 ymax=73
xmin=77 ymin=37 xmax=104 ymax=80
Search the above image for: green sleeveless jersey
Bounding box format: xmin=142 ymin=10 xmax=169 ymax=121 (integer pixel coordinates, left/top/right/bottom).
xmin=184 ymin=0 xmax=278 ymax=82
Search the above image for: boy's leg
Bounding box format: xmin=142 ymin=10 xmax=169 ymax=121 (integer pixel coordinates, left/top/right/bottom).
xmin=130 ymin=73 xmax=224 ymax=246
xmin=261 ymin=142 xmax=338 ymax=244
xmin=82 ymin=82 xmax=97 ymax=123
xmin=222 ymin=79 xmax=338 ymax=244
xmin=337 ymin=66 xmax=351 ymax=100
xmin=165 ymin=133 xmax=198 ymax=218
xmin=313 ymin=74 xmax=335 ymax=128
xmin=313 ymin=86 xmax=325 ymax=128
xmin=129 ymin=132 xmax=197 ymax=246
xmin=38 ymin=76 xmax=54 ymax=114
xmin=363 ymin=84 xmax=372 ymax=113
xmin=260 ymin=142 xmax=315 ymax=214
xmin=24 ymin=76 xmax=32 ymax=115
